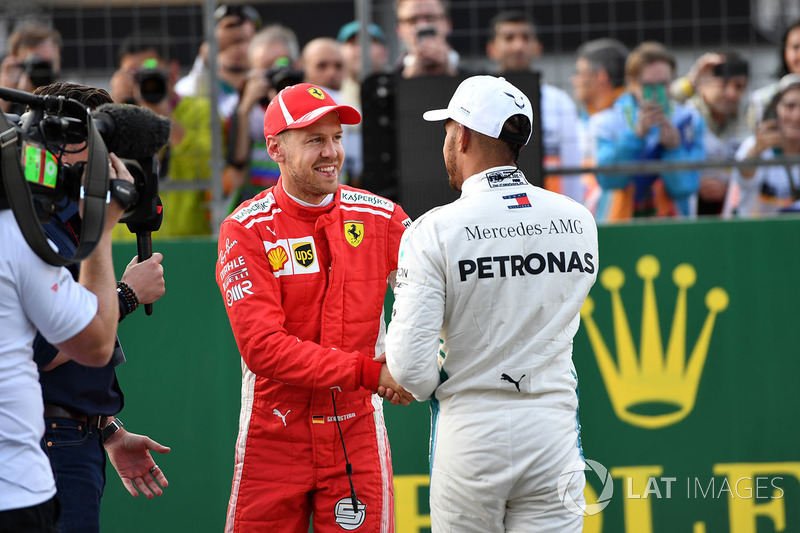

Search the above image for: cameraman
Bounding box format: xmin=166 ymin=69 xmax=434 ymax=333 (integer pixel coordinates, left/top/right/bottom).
xmin=31 ymin=83 xmax=169 ymax=533
xmin=0 ymin=95 xmax=129 ymax=532
xmin=0 ymin=22 xmax=62 ymax=113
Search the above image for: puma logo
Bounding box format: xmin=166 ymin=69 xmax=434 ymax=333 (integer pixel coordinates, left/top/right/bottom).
xmin=501 ymin=373 xmax=526 ymax=392
xmin=273 ymin=408 xmax=291 ymax=426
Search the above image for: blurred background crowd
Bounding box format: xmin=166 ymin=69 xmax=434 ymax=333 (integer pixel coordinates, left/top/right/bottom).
xmin=1 ymin=0 xmax=799 ymax=237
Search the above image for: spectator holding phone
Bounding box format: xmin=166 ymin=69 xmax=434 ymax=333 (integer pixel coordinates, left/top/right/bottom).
xmin=670 ymin=51 xmax=750 ymax=216
xmin=590 ymin=41 xmax=706 ymax=220
xmin=394 ymin=0 xmax=462 ymax=78
xmin=733 ymin=74 xmax=800 ymax=216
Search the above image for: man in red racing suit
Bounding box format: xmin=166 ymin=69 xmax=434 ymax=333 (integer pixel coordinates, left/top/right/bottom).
xmin=216 ymin=82 xmax=413 ymax=533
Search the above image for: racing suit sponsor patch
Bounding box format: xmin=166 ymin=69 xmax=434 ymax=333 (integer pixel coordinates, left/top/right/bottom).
xmin=218 ymin=238 xmax=239 ymax=265
xmin=340 ymin=190 xmax=394 ymax=211
xmin=486 ymin=169 xmax=526 ymax=188
xmin=334 ymin=497 xmax=366 ymax=530
xmin=503 ymin=192 xmax=532 ymax=209
xmin=231 ymin=192 xmax=276 ymax=223
xmin=264 ymin=238 xmax=320 ymax=277
xmin=344 ymin=221 xmax=364 ymax=247
xmin=458 ymin=251 xmax=595 ymax=281
xmin=226 ymin=280 xmax=254 ymax=306
xmin=292 ymin=242 xmax=315 ymax=267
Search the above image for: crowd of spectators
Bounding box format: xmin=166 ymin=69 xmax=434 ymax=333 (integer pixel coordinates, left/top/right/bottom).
xmin=2 ymin=4 xmax=799 ymax=240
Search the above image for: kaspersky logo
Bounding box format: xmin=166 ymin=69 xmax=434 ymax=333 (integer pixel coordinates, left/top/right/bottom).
xmin=579 ymin=255 xmax=729 ymax=429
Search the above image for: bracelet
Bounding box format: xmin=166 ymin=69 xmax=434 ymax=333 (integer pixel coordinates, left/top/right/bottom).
xmin=116 ymin=281 xmax=139 ymax=315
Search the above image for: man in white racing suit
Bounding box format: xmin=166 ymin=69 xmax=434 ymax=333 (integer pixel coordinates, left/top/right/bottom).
xmin=385 ymin=75 xmax=598 ymax=532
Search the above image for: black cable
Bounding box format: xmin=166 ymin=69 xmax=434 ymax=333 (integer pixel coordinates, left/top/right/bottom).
xmin=330 ymin=390 xmax=359 ymax=513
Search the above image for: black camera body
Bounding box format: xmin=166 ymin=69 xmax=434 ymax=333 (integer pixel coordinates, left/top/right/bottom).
xmin=0 ymin=87 xmax=168 ymax=267
xmin=21 ymin=55 xmax=56 ymax=88
xmin=267 ymin=64 xmax=304 ymax=92
xmin=137 ymin=68 xmax=169 ymax=104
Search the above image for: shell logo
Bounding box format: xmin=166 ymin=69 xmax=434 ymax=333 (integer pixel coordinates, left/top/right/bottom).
xmin=267 ymin=246 xmax=289 ymax=271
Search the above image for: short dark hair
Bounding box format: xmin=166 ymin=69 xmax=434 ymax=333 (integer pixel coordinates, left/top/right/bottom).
xmin=488 ymin=11 xmax=534 ymax=41
xmin=500 ymin=113 xmax=531 ymax=164
xmin=33 ymin=82 xmax=113 ymax=109
xmin=576 ymin=38 xmax=629 ymax=88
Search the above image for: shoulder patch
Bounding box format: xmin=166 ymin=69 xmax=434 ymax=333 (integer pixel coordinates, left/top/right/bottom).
xmin=340 ymin=189 xmax=394 ymax=212
xmin=231 ymin=192 xmax=277 ymax=223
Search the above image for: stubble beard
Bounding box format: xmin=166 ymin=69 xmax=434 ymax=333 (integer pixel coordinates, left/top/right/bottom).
xmin=445 ymin=134 xmax=459 ymax=191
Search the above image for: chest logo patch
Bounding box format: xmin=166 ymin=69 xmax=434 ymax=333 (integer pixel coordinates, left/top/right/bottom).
xmin=293 ymin=242 xmax=315 ymax=267
xmin=264 ymin=238 xmax=320 ymax=277
xmin=344 ymin=221 xmax=364 ymax=247
xmin=267 ymin=247 xmax=289 ymax=271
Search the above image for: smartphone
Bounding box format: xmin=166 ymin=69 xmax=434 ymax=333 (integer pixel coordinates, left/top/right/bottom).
xmin=642 ymin=83 xmax=670 ymax=114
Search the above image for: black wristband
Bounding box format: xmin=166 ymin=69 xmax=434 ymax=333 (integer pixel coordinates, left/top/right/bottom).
xmin=101 ymin=418 xmax=123 ymax=443
xmin=116 ymin=281 xmax=139 ymax=315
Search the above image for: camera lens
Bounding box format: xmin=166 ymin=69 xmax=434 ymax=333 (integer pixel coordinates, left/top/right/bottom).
xmin=137 ymin=70 xmax=168 ymax=104
xmin=23 ymin=57 xmax=55 ymax=88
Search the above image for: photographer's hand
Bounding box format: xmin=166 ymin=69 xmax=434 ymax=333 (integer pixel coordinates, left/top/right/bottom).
xmin=104 ymin=424 xmax=170 ymax=499
xmin=109 ymin=68 xmax=137 ymax=104
xmin=121 ymin=253 xmax=165 ymax=305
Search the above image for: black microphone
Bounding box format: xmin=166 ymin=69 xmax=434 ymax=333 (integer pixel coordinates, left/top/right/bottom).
xmin=91 ymin=103 xmax=171 ymax=160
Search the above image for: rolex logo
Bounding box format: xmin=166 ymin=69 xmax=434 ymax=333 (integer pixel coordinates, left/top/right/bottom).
xmin=579 ymin=255 xmax=729 ymax=429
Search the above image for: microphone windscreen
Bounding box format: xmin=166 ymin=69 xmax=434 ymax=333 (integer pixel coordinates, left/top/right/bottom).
xmin=92 ymin=103 xmax=171 ymax=160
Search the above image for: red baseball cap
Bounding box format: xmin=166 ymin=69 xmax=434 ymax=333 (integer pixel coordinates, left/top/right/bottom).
xmin=264 ymin=83 xmax=361 ymax=138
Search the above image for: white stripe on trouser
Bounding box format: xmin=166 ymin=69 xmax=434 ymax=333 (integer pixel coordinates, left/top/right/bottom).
xmin=371 ymin=394 xmax=392 ymax=532
xmin=225 ymin=360 xmax=257 ymax=533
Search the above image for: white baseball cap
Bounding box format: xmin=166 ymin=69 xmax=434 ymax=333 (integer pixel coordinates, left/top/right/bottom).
xmin=422 ymin=75 xmax=533 ymax=145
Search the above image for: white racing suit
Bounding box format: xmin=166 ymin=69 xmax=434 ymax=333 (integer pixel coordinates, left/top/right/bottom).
xmin=386 ymin=166 xmax=599 ymax=532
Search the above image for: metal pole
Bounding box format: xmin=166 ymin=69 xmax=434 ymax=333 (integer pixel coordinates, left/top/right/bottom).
xmin=204 ymin=0 xmax=226 ymax=236
xmin=355 ymin=0 xmax=372 ymax=81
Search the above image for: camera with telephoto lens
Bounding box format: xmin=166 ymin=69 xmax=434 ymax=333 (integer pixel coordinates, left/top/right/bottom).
xmin=21 ymin=55 xmax=56 ymax=88
xmin=258 ymin=58 xmax=303 ymax=106
xmin=267 ymin=62 xmax=304 ymax=92
xmin=136 ymin=58 xmax=169 ymax=104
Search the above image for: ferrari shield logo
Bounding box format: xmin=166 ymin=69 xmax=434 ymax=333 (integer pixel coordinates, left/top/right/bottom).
xmin=307 ymin=87 xmax=325 ymax=100
xmin=344 ymin=221 xmax=364 ymax=247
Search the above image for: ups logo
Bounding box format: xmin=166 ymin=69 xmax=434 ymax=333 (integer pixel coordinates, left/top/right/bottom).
xmin=292 ymin=242 xmax=315 ymax=267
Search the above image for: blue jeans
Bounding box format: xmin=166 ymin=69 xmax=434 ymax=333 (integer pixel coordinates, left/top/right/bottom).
xmin=41 ymin=419 xmax=106 ymax=533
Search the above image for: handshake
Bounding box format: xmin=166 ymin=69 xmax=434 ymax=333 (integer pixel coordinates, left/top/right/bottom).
xmin=374 ymin=353 xmax=414 ymax=406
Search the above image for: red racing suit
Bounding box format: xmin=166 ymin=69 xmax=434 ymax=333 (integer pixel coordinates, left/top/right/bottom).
xmin=216 ymin=180 xmax=410 ymax=533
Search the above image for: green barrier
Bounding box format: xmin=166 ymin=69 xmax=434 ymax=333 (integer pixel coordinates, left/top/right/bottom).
xmin=103 ymin=217 xmax=800 ymax=532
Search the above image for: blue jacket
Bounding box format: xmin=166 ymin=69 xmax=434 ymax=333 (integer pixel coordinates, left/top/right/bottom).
xmin=591 ymin=92 xmax=705 ymax=219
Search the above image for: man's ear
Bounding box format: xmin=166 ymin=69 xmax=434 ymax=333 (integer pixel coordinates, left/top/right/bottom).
xmin=266 ymin=135 xmax=284 ymax=162
xmin=457 ymin=124 xmax=470 ymax=152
